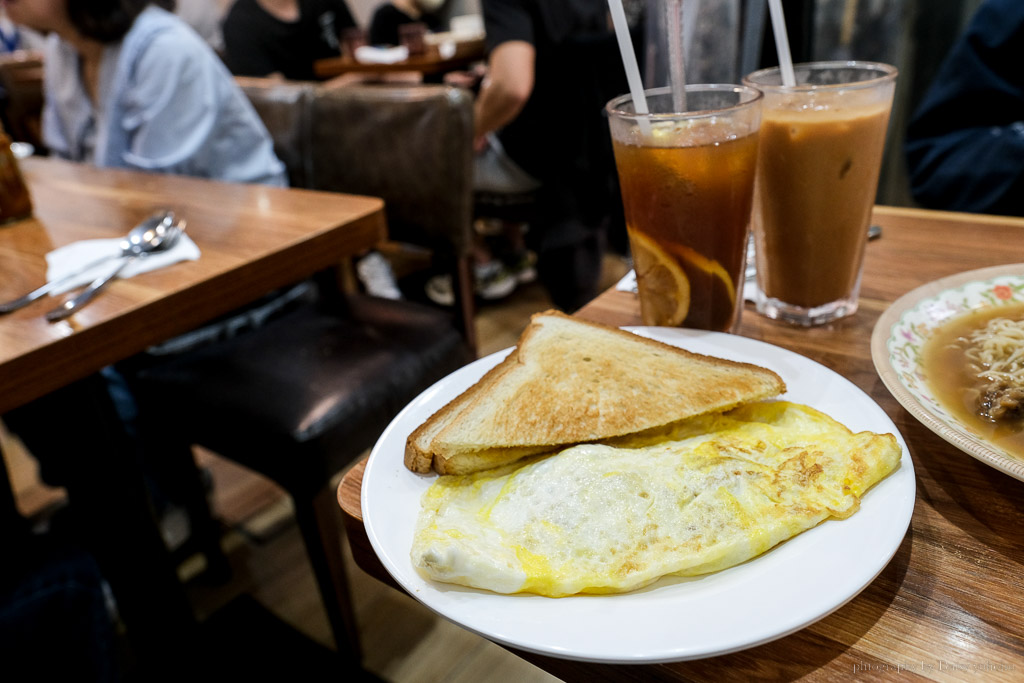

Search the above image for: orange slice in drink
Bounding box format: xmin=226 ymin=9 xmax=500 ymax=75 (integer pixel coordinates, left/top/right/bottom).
xmin=629 ymin=231 xmax=690 ymax=326
xmin=670 ymin=244 xmax=738 ymax=307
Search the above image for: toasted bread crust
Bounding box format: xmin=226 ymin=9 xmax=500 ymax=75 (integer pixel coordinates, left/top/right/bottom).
xmin=404 ymin=310 xmax=786 ymax=475
xmin=403 ymin=348 xmax=521 ymax=473
xmin=433 ymin=445 xmax=554 ymax=475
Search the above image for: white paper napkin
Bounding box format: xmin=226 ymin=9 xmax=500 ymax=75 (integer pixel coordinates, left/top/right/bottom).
xmin=354 ymin=45 xmax=409 ymax=64
xmin=437 ymin=40 xmax=457 ymax=59
xmin=615 ymin=269 xmax=638 ymax=293
xmin=617 ymin=236 xmax=759 ymax=304
xmin=45 ymin=234 xmax=201 ymax=295
xmin=615 ymin=269 xmax=758 ymax=303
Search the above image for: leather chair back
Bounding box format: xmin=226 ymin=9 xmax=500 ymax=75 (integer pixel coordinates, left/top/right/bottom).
xmin=234 ymin=76 xmax=315 ymax=188
xmin=309 ymin=84 xmax=474 ymax=252
xmin=308 ymin=84 xmax=477 ymax=347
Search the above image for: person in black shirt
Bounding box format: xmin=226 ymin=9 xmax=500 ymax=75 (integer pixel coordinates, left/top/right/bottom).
xmin=473 ymin=0 xmax=630 ymax=311
xmin=368 ymin=0 xmax=445 ymax=47
xmin=904 ymin=0 xmax=1024 ymax=216
xmin=222 ymin=0 xmax=356 ymax=81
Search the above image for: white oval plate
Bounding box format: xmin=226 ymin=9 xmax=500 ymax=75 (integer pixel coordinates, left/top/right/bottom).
xmin=871 ymin=263 xmax=1024 ymax=482
xmin=362 ymin=328 xmax=915 ymax=663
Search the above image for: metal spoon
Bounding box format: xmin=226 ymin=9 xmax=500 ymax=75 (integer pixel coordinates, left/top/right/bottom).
xmin=45 ymin=215 xmax=185 ymax=322
xmin=0 ymin=210 xmax=177 ymax=315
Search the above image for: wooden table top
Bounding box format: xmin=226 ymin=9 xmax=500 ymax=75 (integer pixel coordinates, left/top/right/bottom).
xmin=338 ymin=204 xmax=1024 ymax=680
xmin=313 ymin=38 xmax=485 ymax=79
xmin=0 ymin=157 xmax=386 ymax=415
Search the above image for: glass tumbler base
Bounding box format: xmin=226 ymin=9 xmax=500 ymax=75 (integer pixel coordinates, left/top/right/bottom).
xmin=754 ymin=292 xmax=859 ymax=327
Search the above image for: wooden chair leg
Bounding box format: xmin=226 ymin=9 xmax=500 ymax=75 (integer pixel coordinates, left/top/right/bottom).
xmin=292 ymin=487 xmax=362 ymax=665
xmin=453 ymin=253 xmax=478 ymax=356
xmin=174 ymin=449 xmax=232 ymax=583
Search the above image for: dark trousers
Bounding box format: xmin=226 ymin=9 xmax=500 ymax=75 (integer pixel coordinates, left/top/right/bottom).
xmin=1 ymin=535 xmax=119 ymax=682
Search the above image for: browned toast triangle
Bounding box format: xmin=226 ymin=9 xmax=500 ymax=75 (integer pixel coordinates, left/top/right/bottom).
xmin=404 ymin=310 xmax=786 ymax=474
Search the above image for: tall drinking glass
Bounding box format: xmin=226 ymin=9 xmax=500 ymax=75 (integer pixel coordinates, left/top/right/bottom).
xmin=744 ymin=62 xmax=897 ymax=326
xmin=607 ymin=85 xmax=762 ymax=332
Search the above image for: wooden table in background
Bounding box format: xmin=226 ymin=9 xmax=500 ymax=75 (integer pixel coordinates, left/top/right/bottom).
xmin=0 ymin=157 xmax=385 ymax=415
xmin=339 ymin=205 xmax=1024 ymax=681
xmin=313 ymin=38 xmax=485 ymax=79
xmin=1 ymin=156 xmax=386 ymax=667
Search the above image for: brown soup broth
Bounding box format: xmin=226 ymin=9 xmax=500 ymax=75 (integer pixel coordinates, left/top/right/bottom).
xmin=922 ymin=303 xmax=1024 ymax=459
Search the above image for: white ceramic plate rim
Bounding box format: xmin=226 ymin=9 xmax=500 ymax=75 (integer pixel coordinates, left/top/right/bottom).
xmin=362 ymin=328 xmax=915 ymax=664
xmin=870 ymin=263 xmax=1024 ymax=483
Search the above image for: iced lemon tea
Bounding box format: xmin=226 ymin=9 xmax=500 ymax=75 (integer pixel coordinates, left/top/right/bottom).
xmin=744 ymin=62 xmax=897 ymax=326
xmin=607 ymin=86 xmax=762 ymax=331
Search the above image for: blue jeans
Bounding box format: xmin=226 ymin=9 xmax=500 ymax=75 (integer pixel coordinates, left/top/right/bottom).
xmin=1 ymin=536 xmax=118 ymax=681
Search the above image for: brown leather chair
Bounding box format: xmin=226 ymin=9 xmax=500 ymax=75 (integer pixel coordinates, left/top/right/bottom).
xmin=234 ymin=77 xmax=315 ymax=189
xmin=131 ymin=83 xmax=478 ymax=668
xmin=309 ymin=83 xmax=478 ymax=344
xmin=237 ymin=79 xmax=478 ymax=336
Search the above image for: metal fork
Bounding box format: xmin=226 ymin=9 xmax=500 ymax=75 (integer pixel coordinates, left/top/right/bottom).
xmin=0 ymin=210 xmax=176 ymax=315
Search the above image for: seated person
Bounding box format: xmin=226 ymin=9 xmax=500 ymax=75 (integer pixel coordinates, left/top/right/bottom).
xmin=368 ymin=0 xmax=445 ymax=47
xmin=904 ymin=0 xmax=1024 ymax=216
xmin=33 ymin=0 xmax=285 ymax=184
xmin=222 ymin=0 xmax=357 ymax=81
xmin=2 ymin=0 xmax=290 ymax=546
xmin=469 ymin=0 xmax=629 ymax=312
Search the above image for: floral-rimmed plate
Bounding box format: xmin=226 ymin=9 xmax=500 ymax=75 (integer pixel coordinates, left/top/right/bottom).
xmin=870 ymin=264 xmax=1024 ymax=481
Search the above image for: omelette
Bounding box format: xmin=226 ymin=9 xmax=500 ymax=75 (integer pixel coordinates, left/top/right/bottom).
xmin=411 ymin=401 xmax=901 ymax=597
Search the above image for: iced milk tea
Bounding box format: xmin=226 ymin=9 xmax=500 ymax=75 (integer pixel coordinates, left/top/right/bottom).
xmin=745 ymin=62 xmax=897 ymax=326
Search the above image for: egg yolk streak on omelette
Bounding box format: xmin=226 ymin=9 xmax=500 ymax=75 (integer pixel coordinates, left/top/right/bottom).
xmin=411 ymin=401 xmax=901 ymax=597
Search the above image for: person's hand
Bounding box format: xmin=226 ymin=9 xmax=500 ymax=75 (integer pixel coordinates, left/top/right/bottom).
xmin=444 ymin=63 xmax=487 ymax=91
xmin=444 ymin=70 xmax=478 ymax=88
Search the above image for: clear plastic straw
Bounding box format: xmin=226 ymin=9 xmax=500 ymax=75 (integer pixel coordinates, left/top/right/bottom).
xmin=767 ymin=0 xmax=796 ymax=86
xmin=607 ymin=0 xmax=651 ymax=135
xmin=666 ymin=0 xmax=687 ymax=111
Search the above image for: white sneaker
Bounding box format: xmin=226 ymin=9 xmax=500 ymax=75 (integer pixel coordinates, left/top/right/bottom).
xmin=424 ymin=260 xmax=517 ymax=306
xmin=159 ymin=506 xmax=191 ymax=552
xmin=425 ymin=274 xmax=455 ymax=306
xmin=474 ymin=260 xmax=517 ymax=300
xmin=508 ymin=250 xmax=537 ymax=284
xmin=356 ymin=251 xmax=403 ymax=300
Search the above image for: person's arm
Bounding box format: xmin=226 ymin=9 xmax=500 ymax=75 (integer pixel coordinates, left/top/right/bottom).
xmin=120 ymin=31 xmax=284 ymax=185
xmin=473 ymin=40 xmax=534 ymax=148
